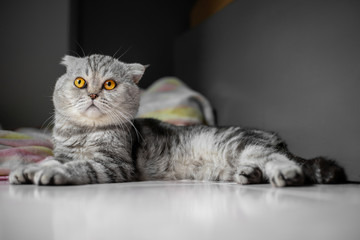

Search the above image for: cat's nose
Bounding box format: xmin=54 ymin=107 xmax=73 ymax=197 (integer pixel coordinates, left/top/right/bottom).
xmin=89 ymin=93 xmax=98 ymax=100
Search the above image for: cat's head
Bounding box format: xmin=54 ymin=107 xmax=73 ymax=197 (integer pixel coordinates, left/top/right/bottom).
xmin=53 ymin=54 xmax=146 ymax=127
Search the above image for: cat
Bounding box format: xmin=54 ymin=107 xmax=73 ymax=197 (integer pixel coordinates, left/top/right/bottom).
xmin=9 ymin=54 xmax=346 ymax=187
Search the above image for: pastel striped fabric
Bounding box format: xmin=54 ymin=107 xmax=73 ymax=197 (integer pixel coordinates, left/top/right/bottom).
xmin=0 ymin=130 xmax=53 ymax=180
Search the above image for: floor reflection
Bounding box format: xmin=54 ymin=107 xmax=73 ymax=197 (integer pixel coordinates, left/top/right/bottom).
xmin=3 ymin=182 xmax=360 ymax=240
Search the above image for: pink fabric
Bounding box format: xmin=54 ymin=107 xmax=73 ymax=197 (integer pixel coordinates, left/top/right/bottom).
xmin=0 ymin=176 xmax=8 ymax=182
xmin=0 ymin=139 xmax=53 ymax=148
xmin=0 ymin=130 xmax=53 ymax=178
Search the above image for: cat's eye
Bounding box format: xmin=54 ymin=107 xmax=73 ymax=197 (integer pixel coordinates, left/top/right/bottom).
xmin=74 ymin=77 xmax=86 ymax=89
xmin=103 ymin=80 xmax=117 ymax=90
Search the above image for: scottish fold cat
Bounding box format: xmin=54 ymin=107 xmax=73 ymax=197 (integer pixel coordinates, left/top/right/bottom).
xmin=9 ymin=54 xmax=346 ymax=186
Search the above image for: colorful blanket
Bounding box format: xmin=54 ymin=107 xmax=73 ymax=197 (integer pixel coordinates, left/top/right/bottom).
xmin=0 ymin=77 xmax=215 ymax=181
xmin=0 ymin=130 xmax=53 ymax=181
xmin=137 ymin=77 xmax=215 ymax=126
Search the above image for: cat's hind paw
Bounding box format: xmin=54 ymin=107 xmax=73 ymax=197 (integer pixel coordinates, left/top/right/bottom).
xmin=33 ymin=167 xmax=70 ymax=185
xmin=270 ymin=167 xmax=304 ymax=187
xmin=234 ymin=165 xmax=263 ymax=184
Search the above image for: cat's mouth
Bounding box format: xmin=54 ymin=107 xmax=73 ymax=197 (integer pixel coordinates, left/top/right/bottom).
xmin=87 ymin=103 xmax=98 ymax=109
xmin=84 ymin=103 xmax=103 ymax=119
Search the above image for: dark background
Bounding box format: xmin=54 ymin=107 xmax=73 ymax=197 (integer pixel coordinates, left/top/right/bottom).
xmin=70 ymin=0 xmax=195 ymax=88
xmin=0 ymin=0 xmax=359 ymax=181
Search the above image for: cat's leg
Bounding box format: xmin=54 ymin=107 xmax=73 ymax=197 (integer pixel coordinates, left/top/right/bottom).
xmin=210 ymin=127 xmax=296 ymax=186
xmin=9 ymin=157 xmax=61 ymax=184
xmin=264 ymin=152 xmax=304 ymax=187
xmin=235 ymin=145 xmax=304 ymax=187
xmin=11 ymin=150 xmax=135 ymax=185
xmin=10 ymin=158 xmax=134 ymax=185
xmin=32 ymin=160 xmax=106 ymax=185
xmin=33 ymin=158 xmax=134 ymax=185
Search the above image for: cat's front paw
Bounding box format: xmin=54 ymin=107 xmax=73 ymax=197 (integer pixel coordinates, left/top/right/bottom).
xmin=270 ymin=166 xmax=304 ymax=187
xmin=9 ymin=164 xmax=41 ymax=184
xmin=33 ymin=166 xmax=70 ymax=185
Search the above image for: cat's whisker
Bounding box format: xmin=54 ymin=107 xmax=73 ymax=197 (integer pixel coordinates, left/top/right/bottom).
xmin=117 ymin=113 xmax=133 ymax=137
xmin=69 ymin=49 xmax=81 ymax=58
xmin=109 ymin=110 xmax=134 ymax=145
xmin=43 ymin=118 xmax=55 ymax=132
xmin=112 ymin=46 xmax=123 ymax=59
xmin=120 ymin=111 xmax=144 ymax=138
xmin=101 ymin=103 xmax=135 ymax=145
xmin=117 ymin=46 xmax=132 ymax=60
xmin=41 ymin=112 xmax=55 ymax=130
xmin=117 ymin=110 xmax=143 ymax=142
xmin=74 ymin=41 xmax=86 ymax=57
xmin=105 ymin=107 xmax=131 ymax=136
xmin=40 ymin=116 xmax=56 ymax=137
xmin=107 ymin=111 xmax=133 ymax=146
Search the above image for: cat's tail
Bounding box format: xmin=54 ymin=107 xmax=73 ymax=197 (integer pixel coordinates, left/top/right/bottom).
xmin=291 ymin=155 xmax=347 ymax=184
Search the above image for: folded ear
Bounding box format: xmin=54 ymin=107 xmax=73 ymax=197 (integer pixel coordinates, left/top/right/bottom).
xmin=60 ymin=55 xmax=80 ymax=68
xmin=127 ymin=63 xmax=148 ymax=84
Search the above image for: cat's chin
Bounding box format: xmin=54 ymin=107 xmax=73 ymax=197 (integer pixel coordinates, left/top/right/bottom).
xmin=83 ymin=105 xmax=103 ymax=119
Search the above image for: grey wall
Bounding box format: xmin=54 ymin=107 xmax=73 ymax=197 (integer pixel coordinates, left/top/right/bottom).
xmin=0 ymin=0 xmax=69 ymax=129
xmin=175 ymin=0 xmax=360 ymax=181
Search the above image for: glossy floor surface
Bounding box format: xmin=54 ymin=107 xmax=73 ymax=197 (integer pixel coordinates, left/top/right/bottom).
xmin=1 ymin=181 xmax=359 ymax=240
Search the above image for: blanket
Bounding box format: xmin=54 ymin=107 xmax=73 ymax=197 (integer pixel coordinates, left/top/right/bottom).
xmin=0 ymin=77 xmax=215 ymax=181
xmin=138 ymin=77 xmax=215 ymax=126
xmin=0 ymin=130 xmax=53 ymax=181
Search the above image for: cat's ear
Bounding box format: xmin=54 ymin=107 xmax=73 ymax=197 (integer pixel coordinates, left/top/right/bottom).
xmin=127 ymin=63 xmax=148 ymax=84
xmin=60 ymin=55 xmax=79 ymax=68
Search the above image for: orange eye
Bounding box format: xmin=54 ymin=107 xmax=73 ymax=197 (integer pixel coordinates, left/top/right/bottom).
xmin=103 ymin=80 xmax=117 ymax=90
xmin=74 ymin=77 xmax=86 ymax=88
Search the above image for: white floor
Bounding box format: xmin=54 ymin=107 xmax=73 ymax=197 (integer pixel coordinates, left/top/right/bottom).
xmin=0 ymin=181 xmax=359 ymax=240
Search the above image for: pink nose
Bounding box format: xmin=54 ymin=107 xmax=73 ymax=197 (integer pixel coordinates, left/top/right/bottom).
xmin=89 ymin=93 xmax=98 ymax=100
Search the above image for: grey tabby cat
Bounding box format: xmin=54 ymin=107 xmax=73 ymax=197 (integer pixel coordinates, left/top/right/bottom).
xmin=10 ymin=54 xmax=346 ymax=187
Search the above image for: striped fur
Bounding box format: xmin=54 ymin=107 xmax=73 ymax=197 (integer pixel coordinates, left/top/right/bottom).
xmin=9 ymin=54 xmax=346 ymax=186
